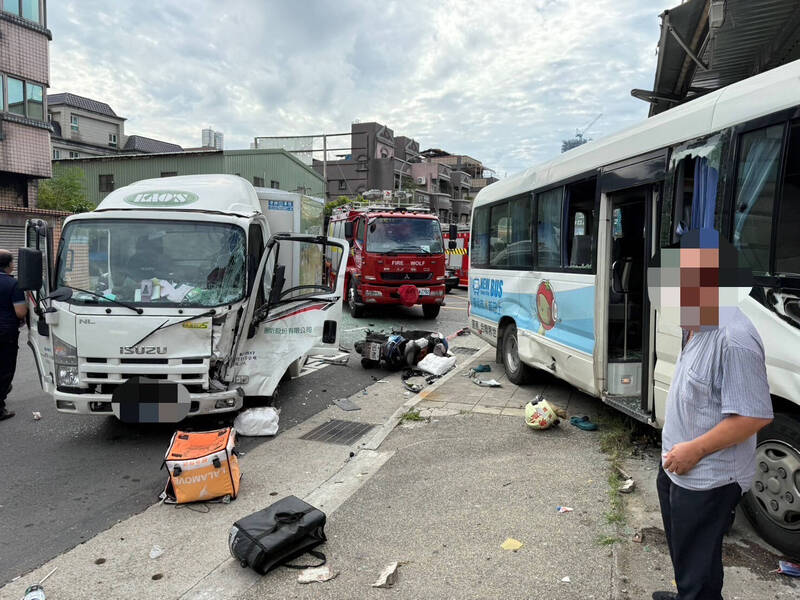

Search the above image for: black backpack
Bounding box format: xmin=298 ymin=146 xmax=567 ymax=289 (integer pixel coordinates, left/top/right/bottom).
xmin=228 ymin=495 xmax=327 ymax=575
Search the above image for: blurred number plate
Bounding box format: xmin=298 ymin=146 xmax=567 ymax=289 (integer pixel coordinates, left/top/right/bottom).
xmin=418 ymin=288 xmax=430 ymax=296
xmin=367 ymin=342 xmax=381 ymax=361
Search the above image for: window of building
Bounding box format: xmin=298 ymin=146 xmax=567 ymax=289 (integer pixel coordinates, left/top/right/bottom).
xmin=108 ymin=133 xmax=117 ymax=148
xmin=535 ymin=187 xmax=563 ymax=269
xmin=732 ymin=124 xmax=783 ymax=274
xmin=68 ymin=151 xmax=80 ymax=159
xmin=2 ymin=0 xmax=42 ymax=23
xmin=53 ymin=149 xmax=60 ymax=159
xmin=253 ymin=176 xmax=264 ymax=187
xmin=70 ymin=114 xmax=79 ymax=132
xmin=2 ymin=0 xmax=19 ymax=16
xmin=99 ymin=174 xmax=115 ymax=193
xmin=160 ymin=171 xmax=177 ymax=178
xmin=270 ymin=180 xmax=279 ymax=189
xmin=338 ymin=180 xmax=346 ymax=191
xmin=7 ymin=77 xmax=23 ymax=115
xmin=26 ymin=83 xmax=43 ymax=120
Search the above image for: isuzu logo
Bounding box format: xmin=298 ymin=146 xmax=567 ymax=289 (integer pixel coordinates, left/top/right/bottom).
xmin=119 ymin=346 xmax=168 ymax=355
xmin=404 ymin=274 xmax=410 ymax=280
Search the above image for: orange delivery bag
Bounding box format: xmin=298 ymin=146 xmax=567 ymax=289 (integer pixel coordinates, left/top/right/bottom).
xmin=161 ymin=427 xmax=241 ymax=504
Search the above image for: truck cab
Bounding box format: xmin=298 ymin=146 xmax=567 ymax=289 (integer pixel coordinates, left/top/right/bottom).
xmin=328 ymin=206 xmax=446 ymax=319
xmin=18 ymin=175 xmax=348 ymax=422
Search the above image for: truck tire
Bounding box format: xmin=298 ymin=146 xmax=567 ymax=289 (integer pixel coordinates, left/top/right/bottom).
xmin=741 ymin=412 xmax=800 ymax=559
xmin=422 ymin=303 xmax=440 ymax=319
xmin=348 ymin=280 xmax=365 ymax=318
xmin=501 ymin=323 xmax=534 ymax=385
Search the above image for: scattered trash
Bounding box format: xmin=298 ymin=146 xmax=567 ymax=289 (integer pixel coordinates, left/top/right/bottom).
xmin=417 ymin=353 xmax=456 ymax=376
xmin=362 ymin=390 xmax=368 ymax=396
xmin=569 ymin=415 xmax=598 ymax=431
xmin=473 ymin=364 xmax=491 ymax=372
xmin=472 ymin=378 xmax=502 ymax=388
xmin=773 ymin=560 xmax=800 ymax=577
xmin=445 ymin=327 xmax=470 ymax=339
xmin=31 ymin=411 xmax=41 ymax=421
xmin=500 ymin=538 xmax=523 ymax=551
xmin=234 ymin=407 xmax=279 ymax=436
xmin=561 ymin=576 xmax=571 ymax=583
xmin=372 ymin=561 xmax=400 ymax=588
xmin=632 ymin=530 xmax=643 ymax=543
xmin=618 ymin=478 xmax=636 ymax=494
xmin=149 ymin=545 xmax=164 ymax=559
xmin=333 ymin=397 xmax=361 ymax=411
xmin=556 ymin=506 xmax=574 ymax=513
xmin=22 ymin=567 xmax=57 ymax=600
xmin=403 ymin=391 xmax=411 ymax=397
xmin=298 ymin=565 xmax=338 ymax=584
xmin=525 ymin=397 xmax=561 ymax=430
xmin=317 ymin=352 xmax=349 ymax=365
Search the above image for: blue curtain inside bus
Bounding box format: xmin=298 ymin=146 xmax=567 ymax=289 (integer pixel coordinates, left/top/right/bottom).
xmin=690 ymin=156 xmax=718 ymax=229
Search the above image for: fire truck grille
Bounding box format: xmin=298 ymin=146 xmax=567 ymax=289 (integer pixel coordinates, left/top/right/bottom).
xmin=381 ymin=272 xmax=432 ymax=281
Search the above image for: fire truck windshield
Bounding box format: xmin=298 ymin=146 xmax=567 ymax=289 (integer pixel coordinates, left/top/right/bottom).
xmin=366 ymin=217 xmax=443 ymax=254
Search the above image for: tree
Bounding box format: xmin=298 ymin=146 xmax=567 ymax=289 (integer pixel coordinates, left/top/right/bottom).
xmin=37 ymin=167 xmax=94 ymax=213
xmin=324 ymin=194 xmax=363 ymax=217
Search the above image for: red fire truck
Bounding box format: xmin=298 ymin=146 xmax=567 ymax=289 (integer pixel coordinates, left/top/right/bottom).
xmin=327 ymin=205 xmax=447 ymax=319
xmin=442 ymin=224 xmax=470 ymax=291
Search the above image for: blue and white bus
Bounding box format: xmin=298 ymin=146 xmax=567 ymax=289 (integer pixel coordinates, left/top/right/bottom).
xmin=469 ymin=59 xmax=800 ymax=557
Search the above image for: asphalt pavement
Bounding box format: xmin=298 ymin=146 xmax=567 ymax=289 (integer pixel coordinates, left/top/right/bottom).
xmin=0 ymin=289 xmax=469 ymax=584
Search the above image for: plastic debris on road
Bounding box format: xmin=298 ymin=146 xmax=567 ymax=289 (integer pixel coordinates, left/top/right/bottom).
xmin=298 ymin=565 xmax=339 ymax=584
xmin=561 ymin=576 xmax=571 ymax=583
xmin=372 ymin=561 xmax=400 ymax=588
xmin=632 ymin=530 xmax=643 ymax=543
xmin=149 ymin=544 xmax=164 ymax=559
xmin=416 ymin=353 xmax=456 ymax=376
xmin=500 ymin=538 xmax=523 ymax=551
xmin=773 ymin=560 xmax=800 ymax=576
xmin=618 ymin=478 xmax=636 ymax=493
xmin=333 ymin=397 xmax=361 ymax=411
xmin=233 ymin=407 xmax=279 ymax=436
xmin=556 ymin=506 xmax=574 ymax=513
xmin=31 ymin=411 xmax=41 ymax=421
xmin=472 ymin=377 xmax=502 ymax=387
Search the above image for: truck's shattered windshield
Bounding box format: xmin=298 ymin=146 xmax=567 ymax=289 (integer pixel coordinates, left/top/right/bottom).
xmin=56 ymin=219 xmax=246 ymax=307
xmin=366 ymin=217 xmax=444 ymax=254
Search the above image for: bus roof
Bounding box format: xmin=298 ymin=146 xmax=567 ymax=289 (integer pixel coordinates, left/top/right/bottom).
xmin=475 ymin=58 xmax=800 ymax=207
xmin=95 ymin=174 xmax=262 ymax=217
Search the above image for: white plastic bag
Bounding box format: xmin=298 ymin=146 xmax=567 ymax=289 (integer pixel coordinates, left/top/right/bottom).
xmin=417 ymin=353 xmax=456 ymax=376
xmin=234 ymin=407 xmax=280 ymax=436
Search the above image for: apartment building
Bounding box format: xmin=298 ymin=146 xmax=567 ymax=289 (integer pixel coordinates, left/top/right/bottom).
xmin=48 ymin=92 xmax=182 ymax=159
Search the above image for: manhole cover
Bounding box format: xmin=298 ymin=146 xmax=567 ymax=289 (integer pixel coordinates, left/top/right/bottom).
xmin=299 ymin=419 xmax=375 ymax=445
xmin=450 ymin=346 xmax=478 ymax=355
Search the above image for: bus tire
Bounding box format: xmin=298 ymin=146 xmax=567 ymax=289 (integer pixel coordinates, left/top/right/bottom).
xmin=741 ymin=412 xmax=800 ymax=559
xmin=348 ymin=280 xmax=365 ymax=318
xmin=422 ymin=303 xmax=440 ymax=319
xmin=501 ymin=323 xmax=534 ymax=385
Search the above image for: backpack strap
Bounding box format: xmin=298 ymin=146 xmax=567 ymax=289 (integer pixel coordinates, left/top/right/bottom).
xmin=282 ymin=549 xmax=327 ymax=570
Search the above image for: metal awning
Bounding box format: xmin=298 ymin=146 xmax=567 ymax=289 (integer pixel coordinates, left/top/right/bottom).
xmin=632 ymin=0 xmax=800 ymax=116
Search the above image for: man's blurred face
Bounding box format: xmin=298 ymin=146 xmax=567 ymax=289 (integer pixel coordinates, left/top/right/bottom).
xmin=679 ymin=247 xmax=719 ymax=331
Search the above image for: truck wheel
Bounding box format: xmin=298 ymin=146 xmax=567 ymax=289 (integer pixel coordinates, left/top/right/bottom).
xmin=348 ymin=281 xmax=365 ymax=318
xmin=422 ymin=303 xmax=440 ymax=319
xmin=741 ymin=412 xmax=800 ymax=559
xmin=501 ymin=323 xmax=534 ymax=385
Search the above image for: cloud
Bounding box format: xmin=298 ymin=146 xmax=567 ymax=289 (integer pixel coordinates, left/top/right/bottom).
xmin=48 ymin=0 xmax=672 ymax=176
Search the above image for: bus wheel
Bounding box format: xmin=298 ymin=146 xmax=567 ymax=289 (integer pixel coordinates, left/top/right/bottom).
xmin=501 ymin=324 xmax=533 ymax=385
xmin=422 ymin=303 xmax=440 ymax=319
xmin=348 ymin=281 xmax=365 ymax=318
xmin=741 ymin=412 xmax=800 ymax=558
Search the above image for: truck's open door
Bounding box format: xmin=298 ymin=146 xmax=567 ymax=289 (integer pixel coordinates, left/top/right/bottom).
xmin=230 ymin=234 xmax=348 ymax=398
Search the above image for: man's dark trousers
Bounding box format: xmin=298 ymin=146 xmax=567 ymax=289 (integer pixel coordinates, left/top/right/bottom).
xmin=0 ymin=329 xmax=19 ymax=412
xmin=657 ymin=466 xmax=741 ymax=600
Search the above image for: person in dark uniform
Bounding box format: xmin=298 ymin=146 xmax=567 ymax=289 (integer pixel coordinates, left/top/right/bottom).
xmin=0 ymin=249 xmax=27 ymax=421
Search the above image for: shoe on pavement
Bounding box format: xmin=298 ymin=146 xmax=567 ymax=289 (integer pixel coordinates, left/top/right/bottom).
xmin=651 ymin=592 xmax=678 ymax=600
xmin=0 ymin=409 xmax=15 ymax=421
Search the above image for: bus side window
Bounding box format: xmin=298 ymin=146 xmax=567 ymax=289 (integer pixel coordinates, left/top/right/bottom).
xmin=565 ymin=178 xmax=596 ymax=269
xmin=471 ymin=206 xmax=490 ymax=267
xmin=672 ymin=157 xmax=695 ymax=241
xmin=775 ymin=121 xmax=800 ymax=275
xmin=535 ymin=187 xmax=563 ymax=269
xmin=489 ymin=202 xmax=509 ymax=267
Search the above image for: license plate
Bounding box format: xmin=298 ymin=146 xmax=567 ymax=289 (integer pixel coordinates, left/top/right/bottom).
xmin=367 ymin=342 xmax=382 ymax=361
xmin=418 ymin=288 xmax=430 ymax=296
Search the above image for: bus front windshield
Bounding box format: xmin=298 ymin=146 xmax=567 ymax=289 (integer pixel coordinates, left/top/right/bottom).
xmin=56 ymin=219 xmax=247 ymax=307
xmin=365 ymin=217 xmax=444 ymax=254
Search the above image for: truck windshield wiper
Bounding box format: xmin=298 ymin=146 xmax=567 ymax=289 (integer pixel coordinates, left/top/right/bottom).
xmin=64 ymin=285 xmax=143 ymax=314
xmin=130 ymin=309 xmax=216 ymax=347
xmin=387 ymin=246 xmax=431 ymax=254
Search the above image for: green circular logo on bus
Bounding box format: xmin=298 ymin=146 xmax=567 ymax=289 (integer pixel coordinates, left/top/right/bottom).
xmin=123 ymin=190 xmax=199 ymax=206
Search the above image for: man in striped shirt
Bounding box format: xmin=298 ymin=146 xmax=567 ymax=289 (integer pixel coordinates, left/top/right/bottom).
xmin=649 ymin=230 xmax=773 ymax=600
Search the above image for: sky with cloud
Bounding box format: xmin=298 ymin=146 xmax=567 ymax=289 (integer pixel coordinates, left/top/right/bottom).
xmin=48 ymin=0 xmax=676 ymax=178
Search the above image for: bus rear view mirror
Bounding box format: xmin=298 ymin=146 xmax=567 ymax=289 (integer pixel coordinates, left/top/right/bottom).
xmin=344 ymin=221 xmax=354 ymax=240
xmin=449 ymin=224 xmax=458 ymax=239
xmin=17 ymin=248 xmax=43 ymax=291
xmin=448 ymin=240 xmax=457 ymax=250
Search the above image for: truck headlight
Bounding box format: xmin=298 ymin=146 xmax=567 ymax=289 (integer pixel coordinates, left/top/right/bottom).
xmin=53 ymin=336 xmax=78 ymax=366
xmin=57 ymin=366 xmax=80 ymax=386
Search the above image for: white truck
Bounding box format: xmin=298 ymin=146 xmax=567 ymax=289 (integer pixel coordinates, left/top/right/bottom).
xmin=17 ymin=174 xmax=349 ymax=423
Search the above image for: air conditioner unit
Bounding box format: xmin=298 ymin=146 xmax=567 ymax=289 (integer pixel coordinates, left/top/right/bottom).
xmin=416 ymin=177 xmax=426 ymax=185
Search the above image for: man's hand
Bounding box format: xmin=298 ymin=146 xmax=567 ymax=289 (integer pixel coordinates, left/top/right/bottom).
xmin=663 ymin=441 xmax=703 ymax=475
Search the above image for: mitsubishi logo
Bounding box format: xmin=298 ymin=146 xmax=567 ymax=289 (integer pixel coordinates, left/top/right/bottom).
xmin=404 ymin=274 xmax=410 ymax=280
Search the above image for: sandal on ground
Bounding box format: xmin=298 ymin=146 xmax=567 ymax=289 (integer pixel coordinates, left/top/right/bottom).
xmin=569 ymin=415 xmax=597 ymax=431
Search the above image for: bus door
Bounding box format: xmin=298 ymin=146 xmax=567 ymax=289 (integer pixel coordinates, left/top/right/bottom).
xmin=598 ymin=152 xmax=665 ymax=423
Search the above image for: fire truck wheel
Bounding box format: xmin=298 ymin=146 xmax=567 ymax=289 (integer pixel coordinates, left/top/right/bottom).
xmin=422 ymin=303 xmax=441 ymax=319
xmin=348 ymin=281 xmax=365 ymax=318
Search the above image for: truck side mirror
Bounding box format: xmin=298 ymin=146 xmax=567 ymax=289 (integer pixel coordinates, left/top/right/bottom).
xmin=344 ymin=221 xmax=354 ymax=240
xmin=269 ymin=264 xmax=286 ymax=305
xmin=449 ymin=224 xmax=458 ymax=239
xmin=17 ymin=248 xmax=43 ymax=291
xmin=448 ymin=240 xmax=457 ymax=250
